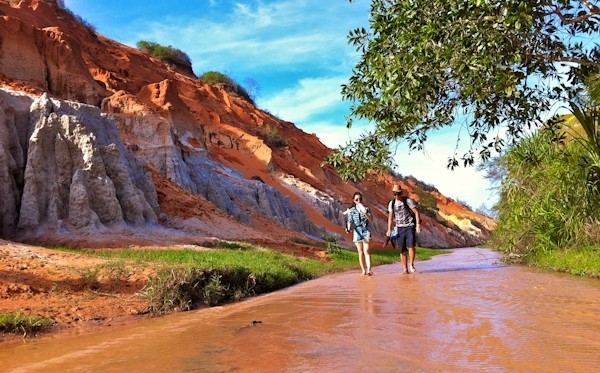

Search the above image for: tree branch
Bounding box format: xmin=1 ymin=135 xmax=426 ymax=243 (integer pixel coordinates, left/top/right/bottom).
xmin=580 ymin=0 xmax=600 ymax=14
xmin=531 ymin=53 xmax=600 ymax=67
xmin=542 ymin=0 xmax=600 ymax=25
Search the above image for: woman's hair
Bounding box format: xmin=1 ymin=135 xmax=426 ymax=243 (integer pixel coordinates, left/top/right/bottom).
xmin=347 ymin=192 xmax=364 ymax=210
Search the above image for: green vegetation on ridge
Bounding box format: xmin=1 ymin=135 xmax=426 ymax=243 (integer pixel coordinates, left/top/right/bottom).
xmin=198 ymin=71 xmax=255 ymax=104
xmin=136 ymin=40 xmax=192 ymax=69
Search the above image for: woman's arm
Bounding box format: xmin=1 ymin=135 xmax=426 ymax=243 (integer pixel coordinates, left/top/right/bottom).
xmin=364 ymin=206 xmax=373 ymax=221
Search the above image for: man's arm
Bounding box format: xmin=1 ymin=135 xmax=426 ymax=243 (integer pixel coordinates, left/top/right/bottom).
xmin=386 ymin=201 xmax=393 ymax=236
xmin=411 ymin=207 xmax=421 ymax=234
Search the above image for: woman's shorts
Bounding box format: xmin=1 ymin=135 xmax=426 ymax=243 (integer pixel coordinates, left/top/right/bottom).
xmin=353 ymin=225 xmax=371 ymax=243
xmin=391 ymin=226 xmax=416 ymax=252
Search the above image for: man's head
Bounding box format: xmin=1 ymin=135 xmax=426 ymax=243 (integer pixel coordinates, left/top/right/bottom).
xmin=392 ymin=184 xmax=403 ymax=198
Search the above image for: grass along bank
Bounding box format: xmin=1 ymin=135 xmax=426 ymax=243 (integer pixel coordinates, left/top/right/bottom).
xmin=522 ymin=247 xmax=600 ymax=278
xmin=0 ymin=312 xmax=53 ymax=337
xmin=58 ymin=241 xmax=446 ymax=314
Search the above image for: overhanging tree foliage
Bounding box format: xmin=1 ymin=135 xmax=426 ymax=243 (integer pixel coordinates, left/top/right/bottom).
xmin=329 ymin=0 xmax=600 ymax=180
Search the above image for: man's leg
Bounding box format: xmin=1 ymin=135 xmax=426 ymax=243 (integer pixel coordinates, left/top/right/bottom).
xmin=400 ymin=250 xmax=408 ymax=274
xmin=397 ymin=229 xmax=409 ymax=274
xmin=408 ymin=227 xmax=416 ymax=272
xmin=408 ymin=246 xmax=416 ymax=273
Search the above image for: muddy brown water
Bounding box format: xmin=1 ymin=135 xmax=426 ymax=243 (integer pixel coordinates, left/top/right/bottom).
xmin=1 ymin=248 xmax=599 ymax=372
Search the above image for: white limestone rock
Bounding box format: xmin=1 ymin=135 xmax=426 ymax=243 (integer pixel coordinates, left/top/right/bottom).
xmin=0 ymin=89 xmax=158 ymax=237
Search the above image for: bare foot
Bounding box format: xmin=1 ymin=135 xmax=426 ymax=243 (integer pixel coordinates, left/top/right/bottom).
xmin=402 ymin=270 xmax=409 ymax=274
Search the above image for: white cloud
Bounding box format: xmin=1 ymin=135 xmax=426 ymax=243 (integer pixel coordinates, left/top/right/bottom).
xmin=123 ymin=0 xmax=367 ymax=74
xmin=259 ymin=76 xmax=347 ymax=122
xmin=233 ymin=2 xmax=275 ymax=27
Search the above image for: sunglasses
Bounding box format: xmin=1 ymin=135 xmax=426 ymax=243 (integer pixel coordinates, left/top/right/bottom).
xmin=393 ymin=192 xmax=402 ymax=196
xmin=354 ymin=198 xmax=362 ymax=202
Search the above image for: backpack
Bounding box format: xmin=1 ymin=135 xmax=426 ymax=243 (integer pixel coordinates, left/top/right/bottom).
xmin=390 ymin=196 xmax=418 ymax=223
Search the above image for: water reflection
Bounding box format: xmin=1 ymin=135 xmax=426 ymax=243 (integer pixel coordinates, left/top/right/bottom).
xmin=0 ymin=248 xmax=599 ymax=373
xmin=358 ymin=277 xmax=376 ymax=315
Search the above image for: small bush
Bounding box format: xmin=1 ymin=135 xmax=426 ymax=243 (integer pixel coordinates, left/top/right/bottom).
xmin=136 ymin=40 xmax=192 ymax=68
xmin=203 ymin=274 xmax=226 ymax=306
xmin=264 ymin=126 xmax=289 ymax=148
xmin=142 ymin=267 xmax=257 ymax=314
xmin=322 ymin=233 xmax=342 ymax=254
xmin=0 ymin=312 xmax=54 ymax=336
xmin=78 ymin=267 xmax=100 ymax=290
xmin=199 ymin=71 xmax=254 ymax=104
xmin=412 ymin=183 xmax=439 ymax=212
xmin=199 ymin=71 xmax=235 ymax=85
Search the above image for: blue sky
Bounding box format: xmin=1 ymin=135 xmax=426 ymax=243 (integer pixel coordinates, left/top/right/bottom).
xmin=64 ymin=0 xmax=498 ymax=211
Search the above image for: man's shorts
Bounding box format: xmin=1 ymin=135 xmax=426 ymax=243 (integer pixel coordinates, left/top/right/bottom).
xmin=391 ymin=226 xmax=416 ymax=252
xmin=353 ymin=225 xmax=371 ymax=243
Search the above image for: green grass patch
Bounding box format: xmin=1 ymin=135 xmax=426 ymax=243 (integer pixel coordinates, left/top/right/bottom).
xmin=0 ymin=312 xmax=54 ymax=336
xmin=526 ymin=247 xmax=600 ymax=278
xmin=51 ymin=242 xmax=447 ymax=313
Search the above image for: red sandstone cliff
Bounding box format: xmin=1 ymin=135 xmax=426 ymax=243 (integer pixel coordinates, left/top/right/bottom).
xmin=0 ymin=0 xmax=495 ymax=251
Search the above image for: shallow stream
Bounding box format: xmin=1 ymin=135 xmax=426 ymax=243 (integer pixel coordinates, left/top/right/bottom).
xmin=1 ymin=248 xmax=599 ymax=372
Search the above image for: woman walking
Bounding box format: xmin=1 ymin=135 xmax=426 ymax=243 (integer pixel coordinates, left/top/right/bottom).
xmin=345 ymin=192 xmax=374 ymax=275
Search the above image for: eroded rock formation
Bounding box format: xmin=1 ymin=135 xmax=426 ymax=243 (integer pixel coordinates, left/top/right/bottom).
xmin=0 ymin=89 xmax=157 ymax=237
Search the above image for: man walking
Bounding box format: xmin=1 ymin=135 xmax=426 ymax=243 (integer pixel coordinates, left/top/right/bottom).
xmin=387 ymin=184 xmax=421 ymax=274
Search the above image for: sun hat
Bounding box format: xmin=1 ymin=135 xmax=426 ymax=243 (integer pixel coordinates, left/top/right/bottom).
xmin=392 ymin=184 xmax=402 ymax=192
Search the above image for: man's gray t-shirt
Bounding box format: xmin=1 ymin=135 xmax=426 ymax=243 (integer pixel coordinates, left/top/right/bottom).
xmin=388 ymin=197 xmax=417 ymax=227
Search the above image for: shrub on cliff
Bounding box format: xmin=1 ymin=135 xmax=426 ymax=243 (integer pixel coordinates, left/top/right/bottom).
xmin=136 ymin=40 xmax=192 ymax=71
xmin=199 ymin=71 xmax=255 ymax=105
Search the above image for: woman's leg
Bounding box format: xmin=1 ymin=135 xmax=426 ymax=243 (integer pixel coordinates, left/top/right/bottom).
xmin=363 ymin=240 xmax=373 ymax=275
xmin=355 ymin=241 xmax=366 ymax=274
